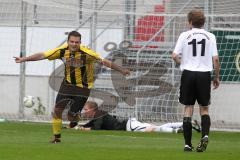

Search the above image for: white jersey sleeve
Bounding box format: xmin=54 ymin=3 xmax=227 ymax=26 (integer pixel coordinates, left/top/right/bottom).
xmin=173 ymin=32 xmax=185 ymax=55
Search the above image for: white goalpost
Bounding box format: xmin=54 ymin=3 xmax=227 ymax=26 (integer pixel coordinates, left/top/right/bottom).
xmin=0 ymin=0 xmax=239 ymax=131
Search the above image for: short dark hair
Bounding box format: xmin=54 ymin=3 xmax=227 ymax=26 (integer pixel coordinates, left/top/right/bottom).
xmin=67 ymin=31 xmax=81 ymax=41
xmin=187 ymin=9 xmax=205 ymax=28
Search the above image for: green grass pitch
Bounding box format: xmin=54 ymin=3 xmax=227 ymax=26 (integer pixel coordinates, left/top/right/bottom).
xmin=0 ymin=122 xmax=240 ymax=160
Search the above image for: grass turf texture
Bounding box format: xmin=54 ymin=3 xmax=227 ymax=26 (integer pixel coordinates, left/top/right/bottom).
xmin=0 ymin=122 xmax=240 ymax=160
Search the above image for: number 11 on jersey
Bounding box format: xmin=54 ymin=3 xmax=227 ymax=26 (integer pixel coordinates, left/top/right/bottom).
xmin=188 ymin=39 xmax=206 ymax=56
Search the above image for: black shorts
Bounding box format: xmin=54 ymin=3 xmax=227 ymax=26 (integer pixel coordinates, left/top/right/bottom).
xmin=55 ymin=81 xmax=90 ymax=114
xmin=179 ymin=70 xmax=211 ymax=106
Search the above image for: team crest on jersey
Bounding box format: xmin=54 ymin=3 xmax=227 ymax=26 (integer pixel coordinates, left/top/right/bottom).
xmin=61 ymin=57 xmax=85 ymax=67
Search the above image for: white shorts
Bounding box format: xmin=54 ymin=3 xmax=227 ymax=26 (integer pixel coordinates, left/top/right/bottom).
xmin=126 ymin=118 xmax=183 ymax=133
xmin=126 ymin=118 xmax=152 ymax=132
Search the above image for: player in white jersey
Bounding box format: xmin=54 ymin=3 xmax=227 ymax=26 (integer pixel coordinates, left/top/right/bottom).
xmin=172 ymin=9 xmax=220 ymax=152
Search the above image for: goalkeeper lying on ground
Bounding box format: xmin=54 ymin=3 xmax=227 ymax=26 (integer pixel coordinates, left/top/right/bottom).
xmin=66 ymin=101 xmax=201 ymax=133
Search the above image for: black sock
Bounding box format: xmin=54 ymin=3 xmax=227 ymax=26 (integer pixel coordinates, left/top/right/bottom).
xmin=69 ymin=121 xmax=78 ymax=128
xmin=201 ymin=115 xmax=211 ymax=138
xmin=54 ymin=134 xmax=61 ymax=139
xmin=183 ymin=117 xmax=192 ymax=146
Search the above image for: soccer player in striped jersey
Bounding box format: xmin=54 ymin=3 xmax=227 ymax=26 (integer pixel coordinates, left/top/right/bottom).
xmin=172 ymin=10 xmax=220 ymax=152
xmin=14 ymin=31 xmax=130 ymax=143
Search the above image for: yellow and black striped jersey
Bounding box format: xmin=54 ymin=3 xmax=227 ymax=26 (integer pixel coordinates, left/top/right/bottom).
xmin=43 ymin=43 xmax=103 ymax=89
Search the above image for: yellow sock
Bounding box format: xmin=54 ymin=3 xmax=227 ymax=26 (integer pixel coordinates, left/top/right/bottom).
xmin=52 ymin=118 xmax=62 ymax=136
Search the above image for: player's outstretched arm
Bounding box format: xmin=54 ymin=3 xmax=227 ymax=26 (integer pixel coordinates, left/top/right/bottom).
xmin=14 ymin=52 xmax=45 ymax=63
xmin=213 ymin=55 xmax=220 ymax=89
xmin=102 ymin=59 xmax=130 ymax=76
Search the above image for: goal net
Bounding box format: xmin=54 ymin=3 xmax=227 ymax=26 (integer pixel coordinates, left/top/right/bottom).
xmin=0 ymin=0 xmax=239 ymax=130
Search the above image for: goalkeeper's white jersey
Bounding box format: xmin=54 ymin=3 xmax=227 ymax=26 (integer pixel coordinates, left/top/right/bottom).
xmin=173 ymin=28 xmax=218 ymax=72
